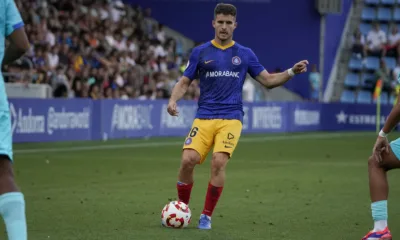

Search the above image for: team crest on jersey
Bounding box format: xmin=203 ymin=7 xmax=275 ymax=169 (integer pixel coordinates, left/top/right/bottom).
xmin=185 ymin=138 xmax=192 ymax=145
xmin=232 ymin=56 xmax=241 ymax=65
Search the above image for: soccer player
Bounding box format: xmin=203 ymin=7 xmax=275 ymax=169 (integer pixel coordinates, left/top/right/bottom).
xmin=167 ymin=3 xmax=308 ymax=230
xmin=0 ymin=0 xmax=30 ymax=239
xmin=360 ymin=92 xmax=400 ymax=237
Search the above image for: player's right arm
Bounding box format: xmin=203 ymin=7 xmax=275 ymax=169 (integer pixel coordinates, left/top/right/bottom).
xmin=2 ymin=0 xmax=30 ymax=67
xmin=167 ymin=47 xmax=200 ymax=116
xmin=167 ymin=76 xmax=192 ymax=116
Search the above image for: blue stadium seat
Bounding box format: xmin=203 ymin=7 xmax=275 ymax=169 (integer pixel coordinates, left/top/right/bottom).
xmin=373 ymin=91 xmax=389 ymax=104
xmin=394 ymin=8 xmax=400 ymax=21
xmin=362 ymin=7 xmax=376 ymax=21
xmin=360 ymin=22 xmax=372 ymax=35
xmin=365 ymin=57 xmax=380 ymax=70
xmin=361 ymin=73 xmax=376 ymax=88
xmin=382 ymin=0 xmax=396 ymax=5
xmin=365 ymin=0 xmax=379 ymax=5
xmin=384 ymin=57 xmax=396 ymax=70
xmin=357 ymin=90 xmax=373 ymax=104
xmin=377 ymin=8 xmax=392 ymax=21
xmin=340 ymin=90 xmax=356 ymax=103
xmin=344 ymin=73 xmax=360 ymax=88
xmin=348 ymin=58 xmax=363 ymax=71
xmin=380 ymin=23 xmax=389 ymax=34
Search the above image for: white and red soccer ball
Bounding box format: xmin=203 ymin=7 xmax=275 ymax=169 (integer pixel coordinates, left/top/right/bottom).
xmin=161 ymin=201 xmax=191 ymax=228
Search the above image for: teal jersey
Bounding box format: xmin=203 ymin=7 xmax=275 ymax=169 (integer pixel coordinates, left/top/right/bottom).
xmin=0 ymin=0 xmax=24 ymax=110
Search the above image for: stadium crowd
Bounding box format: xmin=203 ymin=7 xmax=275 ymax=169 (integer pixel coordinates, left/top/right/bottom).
xmin=3 ymin=0 xmax=201 ymax=100
xmin=352 ymin=22 xmax=400 ymax=94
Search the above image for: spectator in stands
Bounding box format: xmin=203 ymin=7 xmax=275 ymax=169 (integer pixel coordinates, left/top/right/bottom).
xmin=4 ymin=0 xmax=205 ymax=101
xmin=375 ymin=59 xmax=394 ymax=93
xmin=47 ymin=45 xmax=59 ymax=71
xmin=352 ymin=28 xmax=366 ymax=59
xmin=366 ymin=22 xmax=387 ymax=58
xmin=308 ymin=64 xmax=321 ymax=102
xmin=386 ymin=25 xmax=400 ymax=59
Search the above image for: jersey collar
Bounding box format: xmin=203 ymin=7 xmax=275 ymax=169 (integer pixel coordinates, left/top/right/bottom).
xmin=211 ymin=39 xmax=235 ymax=50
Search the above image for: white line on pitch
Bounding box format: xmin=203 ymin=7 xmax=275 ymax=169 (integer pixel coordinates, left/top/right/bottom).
xmin=13 ymin=132 xmax=375 ymax=155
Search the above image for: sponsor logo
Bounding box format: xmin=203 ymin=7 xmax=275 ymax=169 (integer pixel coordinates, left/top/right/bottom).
xmin=205 ymin=71 xmax=240 ymax=78
xmin=252 ymin=106 xmax=282 ymax=129
xmin=336 ymin=110 xmax=386 ymax=125
xmin=294 ymin=108 xmax=320 ymax=126
xmin=111 ymin=104 xmax=153 ymax=131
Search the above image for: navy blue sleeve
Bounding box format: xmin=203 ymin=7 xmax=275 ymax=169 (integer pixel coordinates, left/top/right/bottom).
xmin=247 ymin=48 xmax=265 ymax=79
xmin=183 ymin=47 xmax=200 ymax=81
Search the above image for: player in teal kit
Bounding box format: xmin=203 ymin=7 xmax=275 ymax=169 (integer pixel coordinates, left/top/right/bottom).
xmin=0 ymin=0 xmax=30 ymax=239
xmin=360 ymin=79 xmax=400 ymax=239
xmin=167 ymin=3 xmax=308 ymax=229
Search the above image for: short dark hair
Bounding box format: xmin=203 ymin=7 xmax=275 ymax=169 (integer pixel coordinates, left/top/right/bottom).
xmin=214 ymin=3 xmax=237 ymax=18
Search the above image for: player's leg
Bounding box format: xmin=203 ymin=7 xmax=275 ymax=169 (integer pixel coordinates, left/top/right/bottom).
xmin=177 ymin=119 xmax=214 ymax=205
xmin=362 ymin=139 xmax=400 ymax=240
xmin=0 ymin=111 xmax=27 ymax=240
xmin=177 ymin=149 xmax=200 ymax=205
xmin=198 ymin=119 xmax=242 ymax=230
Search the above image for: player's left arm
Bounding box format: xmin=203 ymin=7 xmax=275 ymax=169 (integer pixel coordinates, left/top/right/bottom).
xmin=255 ymin=61 xmax=308 ymax=89
xmin=372 ymin=90 xmax=400 ymax=162
xmin=2 ymin=0 xmax=30 ymax=67
xmin=247 ymin=49 xmax=308 ymax=89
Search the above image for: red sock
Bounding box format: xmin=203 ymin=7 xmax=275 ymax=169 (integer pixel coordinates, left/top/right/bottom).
xmin=177 ymin=182 xmax=193 ymax=205
xmin=202 ymin=182 xmax=224 ymax=217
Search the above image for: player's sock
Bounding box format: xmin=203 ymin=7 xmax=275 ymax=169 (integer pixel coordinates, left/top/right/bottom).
xmin=202 ymin=182 xmax=223 ymax=217
xmin=177 ymin=181 xmax=193 ymax=205
xmin=371 ymin=200 xmax=388 ymax=231
xmin=0 ymin=192 xmax=27 ymax=240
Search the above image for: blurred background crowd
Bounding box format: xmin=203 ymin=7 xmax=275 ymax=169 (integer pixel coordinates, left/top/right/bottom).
xmin=3 ymin=0 xmax=202 ymax=100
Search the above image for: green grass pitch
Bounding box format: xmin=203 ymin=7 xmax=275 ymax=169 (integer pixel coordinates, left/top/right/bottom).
xmin=4 ymin=132 xmax=400 ymax=239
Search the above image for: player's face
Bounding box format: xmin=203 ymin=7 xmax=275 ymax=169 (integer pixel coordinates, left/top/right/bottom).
xmin=213 ymin=14 xmax=237 ymax=41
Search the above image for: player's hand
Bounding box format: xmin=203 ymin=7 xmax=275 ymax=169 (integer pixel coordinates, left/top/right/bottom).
xmin=167 ymin=100 xmax=179 ymax=116
xmin=372 ymin=136 xmax=390 ymax=163
xmin=292 ymin=60 xmax=309 ymax=74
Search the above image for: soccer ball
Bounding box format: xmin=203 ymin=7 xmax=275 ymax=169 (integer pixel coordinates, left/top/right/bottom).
xmin=161 ymin=200 xmax=191 ymax=228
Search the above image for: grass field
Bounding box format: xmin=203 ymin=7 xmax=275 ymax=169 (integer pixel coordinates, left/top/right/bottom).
xmin=4 ymin=132 xmax=400 ymax=239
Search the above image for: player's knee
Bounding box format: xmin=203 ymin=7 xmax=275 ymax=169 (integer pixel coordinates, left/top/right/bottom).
xmin=0 ymin=156 xmax=14 ymax=179
xmin=368 ymin=156 xmax=379 ymax=168
xmin=211 ymin=153 xmax=229 ymax=172
xmin=368 ymin=155 xmax=389 ymax=170
xmin=181 ymin=150 xmax=200 ymax=169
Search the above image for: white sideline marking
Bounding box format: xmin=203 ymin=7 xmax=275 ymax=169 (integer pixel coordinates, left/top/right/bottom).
xmin=14 ymin=132 xmax=374 ymax=155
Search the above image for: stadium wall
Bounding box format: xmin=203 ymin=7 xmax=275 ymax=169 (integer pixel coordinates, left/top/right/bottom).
xmin=126 ymin=0 xmax=351 ymax=100
xmin=8 ymin=98 xmax=395 ymax=143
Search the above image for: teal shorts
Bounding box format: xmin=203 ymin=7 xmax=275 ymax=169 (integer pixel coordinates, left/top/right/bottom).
xmin=390 ymin=138 xmax=400 ymax=160
xmin=0 ymin=111 xmax=13 ymax=161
